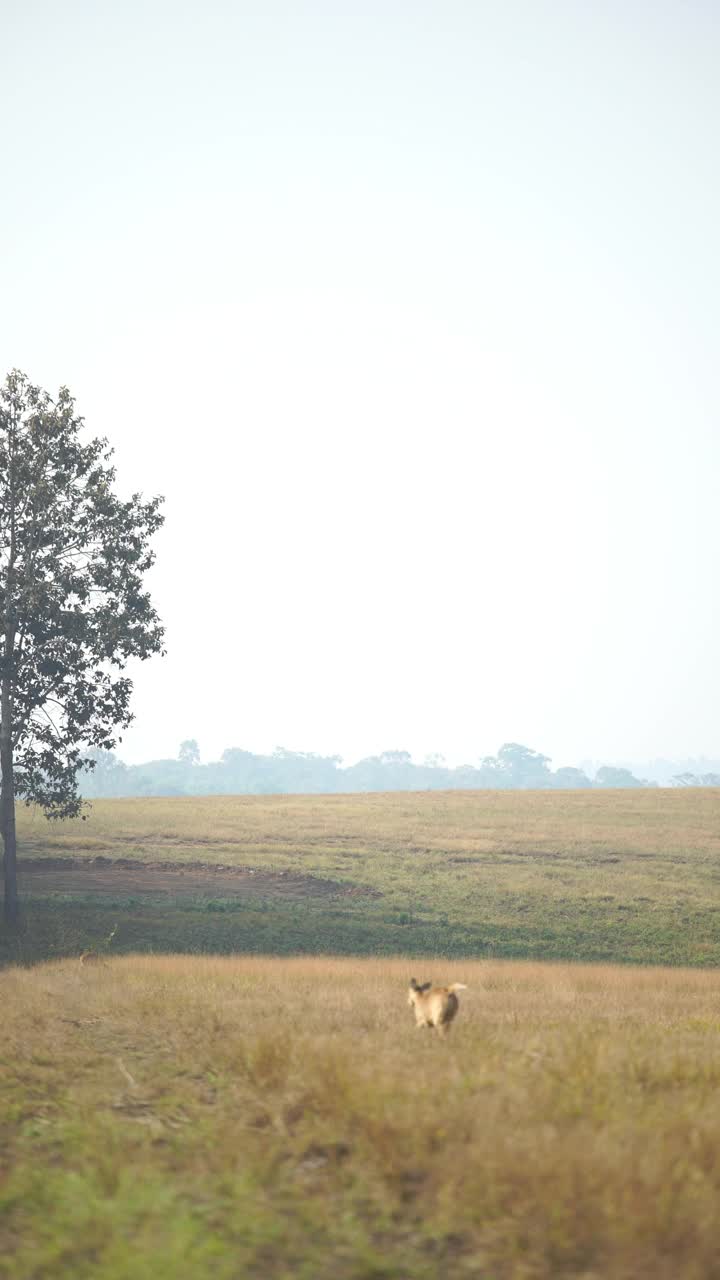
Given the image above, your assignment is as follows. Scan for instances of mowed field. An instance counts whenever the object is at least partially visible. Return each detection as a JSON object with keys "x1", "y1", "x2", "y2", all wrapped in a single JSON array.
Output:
[
  {"x1": 2, "y1": 956, "x2": 720, "y2": 1279},
  {"x1": 3, "y1": 788, "x2": 720, "y2": 966}
]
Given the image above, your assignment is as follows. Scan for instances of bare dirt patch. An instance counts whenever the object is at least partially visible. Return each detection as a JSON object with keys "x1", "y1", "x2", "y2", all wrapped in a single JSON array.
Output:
[{"x1": 19, "y1": 858, "x2": 380, "y2": 900}]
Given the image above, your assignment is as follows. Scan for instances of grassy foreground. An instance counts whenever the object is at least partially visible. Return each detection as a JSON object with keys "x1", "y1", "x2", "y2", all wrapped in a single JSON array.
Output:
[
  {"x1": 2, "y1": 955, "x2": 720, "y2": 1279},
  {"x1": 5, "y1": 788, "x2": 720, "y2": 966}
]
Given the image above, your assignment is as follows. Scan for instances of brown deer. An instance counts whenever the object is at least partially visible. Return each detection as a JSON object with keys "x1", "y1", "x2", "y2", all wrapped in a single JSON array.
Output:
[{"x1": 407, "y1": 978, "x2": 468, "y2": 1037}]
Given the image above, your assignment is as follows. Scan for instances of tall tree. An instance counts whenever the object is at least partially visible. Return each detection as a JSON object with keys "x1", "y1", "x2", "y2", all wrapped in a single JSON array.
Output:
[
  {"x1": 178, "y1": 738, "x2": 200, "y2": 766},
  {"x1": 487, "y1": 743, "x2": 553, "y2": 789},
  {"x1": 0, "y1": 371, "x2": 164, "y2": 927}
]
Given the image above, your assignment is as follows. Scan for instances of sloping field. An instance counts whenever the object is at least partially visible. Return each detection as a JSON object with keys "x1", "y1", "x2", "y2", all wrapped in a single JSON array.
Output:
[
  {"x1": 4, "y1": 788, "x2": 720, "y2": 966},
  {"x1": 2, "y1": 955, "x2": 720, "y2": 1280},
  {"x1": 14, "y1": 787, "x2": 720, "y2": 863}
]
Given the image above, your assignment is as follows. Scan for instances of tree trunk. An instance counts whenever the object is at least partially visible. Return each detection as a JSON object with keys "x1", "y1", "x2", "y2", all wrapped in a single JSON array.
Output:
[{"x1": 0, "y1": 673, "x2": 18, "y2": 930}]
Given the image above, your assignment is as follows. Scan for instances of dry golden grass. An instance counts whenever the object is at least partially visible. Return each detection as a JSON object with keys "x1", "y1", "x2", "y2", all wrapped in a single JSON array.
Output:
[
  {"x1": 3, "y1": 954, "x2": 720, "y2": 1278},
  {"x1": 17, "y1": 788, "x2": 720, "y2": 866}
]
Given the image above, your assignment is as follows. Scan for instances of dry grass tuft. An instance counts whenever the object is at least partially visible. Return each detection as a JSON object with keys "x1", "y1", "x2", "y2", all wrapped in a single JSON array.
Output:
[{"x1": 2, "y1": 954, "x2": 720, "y2": 1278}]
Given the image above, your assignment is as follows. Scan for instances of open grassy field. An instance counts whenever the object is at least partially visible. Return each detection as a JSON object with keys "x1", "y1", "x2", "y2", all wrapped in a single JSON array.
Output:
[
  {"x1": 3, "y1": 789, "x2": 720, "y2": 967},
  {"x1": 2, "y1": 955, "x2": 720, "y2": 1279}
]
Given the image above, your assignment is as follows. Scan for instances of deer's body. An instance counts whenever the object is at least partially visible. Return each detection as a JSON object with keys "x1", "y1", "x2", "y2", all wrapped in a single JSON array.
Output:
[{"x1": 407, "y1": 978, "x2": 468, "y2": 1036}]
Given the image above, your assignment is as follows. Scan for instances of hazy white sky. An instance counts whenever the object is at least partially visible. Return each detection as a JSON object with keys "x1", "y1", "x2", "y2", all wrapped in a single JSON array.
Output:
[{"x1": 2, "y1": 1, "x2": 719, "y2": 767}]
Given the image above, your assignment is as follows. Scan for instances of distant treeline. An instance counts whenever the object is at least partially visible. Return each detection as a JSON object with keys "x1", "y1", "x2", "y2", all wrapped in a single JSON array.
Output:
[{"x1": 77, "y1": 740, "x2": 720, "y2": 799}]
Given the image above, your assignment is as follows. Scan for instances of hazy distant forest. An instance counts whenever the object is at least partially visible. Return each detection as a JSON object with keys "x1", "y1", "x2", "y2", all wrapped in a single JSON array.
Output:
[{"x1": 79, "y1": 741, "x2": 720, "y2": 798}]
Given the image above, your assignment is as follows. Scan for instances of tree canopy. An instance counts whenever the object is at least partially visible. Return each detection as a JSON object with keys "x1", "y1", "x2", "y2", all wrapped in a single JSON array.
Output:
[
  {"x1": 78, "y1": 741, "x2": 654, "y2": 799},
  {"x1": 0, "y1": 370, "x2": 164, "y2": 924}
]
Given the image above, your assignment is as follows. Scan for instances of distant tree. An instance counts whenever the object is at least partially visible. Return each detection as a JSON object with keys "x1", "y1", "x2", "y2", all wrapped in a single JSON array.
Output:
[
  {"x1": 178, "y1": 739, "x2": 200, "y2": 766},
  {"x1": 267, "y1": 747, "x2": 342, "y2": 793},
  {"x1": 0, "y1": 371, "x2": 164, "y2": 927},
  {"x1": 552, "y1": 766, "x2": 592, "y2": 789},
  {"x1": 671, "y1": 772, "x2": 720, "y2": 787},
  {"x1": 344, "y1": 750, "x2": 417, "y2": 793},
  {"x1": 594, "y1": 766, "x2": 645, "y2": 789},
  {"x1": 453, "y1": 763, "x2": 492, "y2": 788},
  {"x1": 423, "y1": 753, "x2": 447, "y2": 769},
  {"x1": 80, "y1": 749, "x2": 128, "y2": 798},
  {"x1": 492, "y1": 743, "x2": 553, "y2": 789}
]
